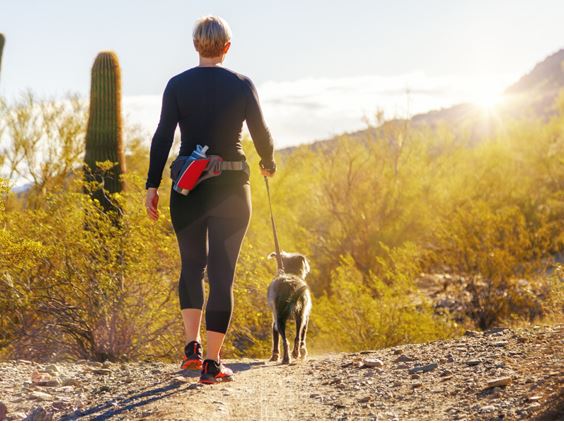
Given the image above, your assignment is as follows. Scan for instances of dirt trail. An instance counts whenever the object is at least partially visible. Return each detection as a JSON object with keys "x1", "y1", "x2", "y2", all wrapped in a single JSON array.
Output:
[{"x1": 0, "y1": 324, "x2": 562, "y2": 420}]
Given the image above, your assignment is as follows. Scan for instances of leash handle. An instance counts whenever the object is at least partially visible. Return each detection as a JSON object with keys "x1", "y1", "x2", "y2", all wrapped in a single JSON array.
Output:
[{"x1": 264, "y1": 176, "x2": 284, "y2": 273}]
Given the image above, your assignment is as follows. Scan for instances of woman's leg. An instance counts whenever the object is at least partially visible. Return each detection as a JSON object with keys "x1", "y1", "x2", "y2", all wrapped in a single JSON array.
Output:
[
  {"x1": 171, "y1": 184, "x2": 209, "y2": 345},
  {"x1": 204, "y1": 185, "x2": 251, "y2": 360}
]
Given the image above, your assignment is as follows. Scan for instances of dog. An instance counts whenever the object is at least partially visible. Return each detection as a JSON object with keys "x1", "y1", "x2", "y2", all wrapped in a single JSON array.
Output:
[{"x1": 266, "y1": 251, "x2": 312, "y2": 364}]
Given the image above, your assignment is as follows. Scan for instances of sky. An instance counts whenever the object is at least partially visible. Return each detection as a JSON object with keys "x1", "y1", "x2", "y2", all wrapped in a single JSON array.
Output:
[{"x1": 1, "y1": 0, "x2": 564, "y2": 161}]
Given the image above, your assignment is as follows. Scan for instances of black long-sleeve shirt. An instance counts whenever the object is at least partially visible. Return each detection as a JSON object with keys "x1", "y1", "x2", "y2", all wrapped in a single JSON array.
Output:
[{"x1": 145, "y1": 66, "x2": 275, "y2": 189}]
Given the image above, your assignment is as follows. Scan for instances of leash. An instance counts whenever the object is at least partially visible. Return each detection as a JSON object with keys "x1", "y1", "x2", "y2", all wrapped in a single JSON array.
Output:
[{"x1": 264, "y1": 176, "x2": 284, "y2": 273}]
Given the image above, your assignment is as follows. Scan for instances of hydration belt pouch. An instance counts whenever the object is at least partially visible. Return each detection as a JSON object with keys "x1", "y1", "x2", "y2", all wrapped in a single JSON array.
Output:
[{"x1": 170, "y1": 155, "x2": 250, "y2": 195}]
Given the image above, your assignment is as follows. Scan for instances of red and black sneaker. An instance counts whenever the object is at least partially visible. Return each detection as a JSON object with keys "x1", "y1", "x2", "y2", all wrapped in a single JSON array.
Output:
[
  {"x1": 180, "y1": 340, "x2": 203, "y2": 370},
  {"x1": 199, "y1": 359, "x2": 234, "y2": 384}
]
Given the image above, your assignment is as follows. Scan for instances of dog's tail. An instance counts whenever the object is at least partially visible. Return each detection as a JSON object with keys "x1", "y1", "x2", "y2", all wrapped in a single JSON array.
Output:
[{"x1": 276, "y1": 285, "x2": 309, "y2": 329}]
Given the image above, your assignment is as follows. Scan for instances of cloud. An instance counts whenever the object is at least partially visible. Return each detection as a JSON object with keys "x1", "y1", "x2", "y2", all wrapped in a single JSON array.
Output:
[{"x1": 122, "y1": 71, "x2": 517, "y2": 149}]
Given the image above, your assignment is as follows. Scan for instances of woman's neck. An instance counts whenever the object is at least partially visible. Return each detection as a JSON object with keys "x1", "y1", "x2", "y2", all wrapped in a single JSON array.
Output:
[{"x1": 198, "y1": 56, "x2": 224, "y2": 67}]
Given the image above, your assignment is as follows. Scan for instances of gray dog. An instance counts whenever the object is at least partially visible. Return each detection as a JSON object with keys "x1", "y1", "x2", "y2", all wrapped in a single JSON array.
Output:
[{"x1": 267, "y1": 251, "x2": 312, "y2": 364}]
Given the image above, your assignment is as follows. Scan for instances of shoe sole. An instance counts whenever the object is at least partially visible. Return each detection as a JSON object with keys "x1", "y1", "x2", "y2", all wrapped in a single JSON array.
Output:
[
  {"x1": 181, "y1": 359, "x2": 203, "y2": 370},
  {"x1": 199, "y1": 375, "x2": 234, "y2": 384}
]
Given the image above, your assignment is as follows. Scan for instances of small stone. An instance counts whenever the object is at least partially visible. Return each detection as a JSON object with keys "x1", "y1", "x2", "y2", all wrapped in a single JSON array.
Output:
[
  {"x1": 29, "y1": 391, "x2": 54, "y2": 401},
  {"x1": 464, "y1": 330, "x2": 480, "y2": 337},
  {"x1": 412, "y1": 381, "x2": 423, "y2": 388},
  {"x1": 480, "y1": 405, "x2": 496, "y2": 413},
  {"x1": 188, "y1": 383, "x2": 203, "y2": 390},
  {"x1": 62, "y1": 378, "x2": 80, "y2": 387},
  {"x1": 395, "y1": 363, "x2": 410, "y2": 370},
  {"x1": 410, "y1": 373, "x2": 421, "y2": 379},
  {"x1": 493, "y1": 341, "x2": 508, "y2": 347},
  {"x1": 358, "y1": 396, "x2": 371, "y2": 403},
  {"x1": 102, "y1": 362, "x2": 112, "y2": 369},
  {"x1": 361, "y1": 358, "x2": 384, "y2": 368},
  {"x1": 486, "y1": 376, "x2": 512, "y2": 388},
  {"x1": 0, "y1": 402, "x2": 7, "y2": 420},
  {"x1": 52, "y1": 401, "x2": 70, "y2": 410},
  {"x1": 31, "y1": 370, "x2": 60, "y2": 386},
  {"x1": 528, "y1": 395, "x2": 542, "y2": 402},
  {"x1": 466, "y1": 359, "x2": 481, "y2": 366},
  {"x1": 173, "y1": 376, "x2": 188, "y2": 384},
  {"x1": 310, "y1": 393, "x2": 322, "y2": 398},
  {"x1": 24, "y1": 405, "x2": 51, "y2": 421},
  {"x1": 92, "y1": 368, "x2": 111, "y2": 375},
  {"x1": 18, "y1": 359, "x2": 33, "y2": 365},
  {"x1": 394, "y1": 354, "x2": 415, "y2": 363},
  {"x1": 45, "y1": 364, "x2": 60, "y2": 374},
  {"x1": 408, "y1": 362, "x2": 438, "y2": 374}
]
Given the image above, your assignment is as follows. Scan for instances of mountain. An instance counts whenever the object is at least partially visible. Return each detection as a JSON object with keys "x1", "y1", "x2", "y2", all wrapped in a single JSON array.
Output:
[{"x1": 282, "y1": 49, "x2": 564, "y2": 154}]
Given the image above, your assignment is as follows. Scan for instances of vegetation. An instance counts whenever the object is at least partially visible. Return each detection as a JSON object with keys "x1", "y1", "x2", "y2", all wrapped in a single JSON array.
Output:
[{"x1": 0, "y1": 90, "x2": 562, "y2": 361}]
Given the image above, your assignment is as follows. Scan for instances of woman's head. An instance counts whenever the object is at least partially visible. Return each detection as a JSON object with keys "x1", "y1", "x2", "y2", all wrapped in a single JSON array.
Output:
[{"x1": 193, "y1": 15, "x2": 232, "y2": 59}]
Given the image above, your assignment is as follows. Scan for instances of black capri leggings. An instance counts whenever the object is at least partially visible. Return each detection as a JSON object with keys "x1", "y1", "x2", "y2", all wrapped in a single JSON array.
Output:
[{"x1": 170, "y1": 178, "x2": 252, "y2": 334}]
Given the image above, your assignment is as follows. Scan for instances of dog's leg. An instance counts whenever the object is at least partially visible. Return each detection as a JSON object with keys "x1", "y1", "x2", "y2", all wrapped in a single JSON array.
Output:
[
  {"x1": 299, "y1": 315, "x2": 309, "y2": 360},
  {"x1": 292, "y1": 313, "x2": 302, "y2": 359},
  {"x1": 278, "y1": 319, "x2": 291, "y2": 364},
  {"x1": 269, "y1": 320, "x2": 280, "y2": 362}
]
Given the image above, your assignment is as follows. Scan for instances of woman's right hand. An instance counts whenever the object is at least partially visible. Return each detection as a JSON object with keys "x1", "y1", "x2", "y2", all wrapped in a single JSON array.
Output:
[{"x1": 145, "y1": 188, "x2": 159, "y2": 221}]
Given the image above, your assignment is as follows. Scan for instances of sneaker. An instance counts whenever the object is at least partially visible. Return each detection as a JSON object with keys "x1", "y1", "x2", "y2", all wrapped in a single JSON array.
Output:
[
  {"x1": 180, "y1": 340, "x2": 203, "y2": 370},
  {"x1": 199, "y1": 359, "x2": 234, "y2": 384}
]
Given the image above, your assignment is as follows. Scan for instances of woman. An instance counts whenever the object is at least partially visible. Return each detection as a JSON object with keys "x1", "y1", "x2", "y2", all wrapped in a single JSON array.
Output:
[{"x1": 144, "y1": 15, "x2": 276, "y2": 384}]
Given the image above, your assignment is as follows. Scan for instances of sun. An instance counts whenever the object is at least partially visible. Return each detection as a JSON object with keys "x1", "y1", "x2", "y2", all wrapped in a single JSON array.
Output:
[{"x1": 472, "y1": 91, "x2": 504, "y2": 112}]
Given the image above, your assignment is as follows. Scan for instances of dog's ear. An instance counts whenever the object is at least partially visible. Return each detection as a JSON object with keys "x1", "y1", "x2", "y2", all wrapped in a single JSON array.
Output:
[
  {"x1": 267, "y1": 252, "x2": 276, "y2": 259},
  {"x1": 299, "y1": 255, "x2": 311, "y2": 275}
]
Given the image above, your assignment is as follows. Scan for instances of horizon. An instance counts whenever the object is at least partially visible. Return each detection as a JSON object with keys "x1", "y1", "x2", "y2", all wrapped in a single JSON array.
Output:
[{"x1": 1, "y1": 0, "x2": 564, "y2": 188}]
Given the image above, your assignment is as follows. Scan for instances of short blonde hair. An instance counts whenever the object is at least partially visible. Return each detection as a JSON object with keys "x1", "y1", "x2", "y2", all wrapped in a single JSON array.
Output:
[{"x1": 192, "y1": 15, "x2": 232, "y2": 58}]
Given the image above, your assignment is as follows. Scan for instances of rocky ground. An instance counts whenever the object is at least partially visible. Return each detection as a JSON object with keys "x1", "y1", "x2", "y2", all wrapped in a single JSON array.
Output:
[{"x1": 0, "y1": 324, "x2": 562, "y2": 421}]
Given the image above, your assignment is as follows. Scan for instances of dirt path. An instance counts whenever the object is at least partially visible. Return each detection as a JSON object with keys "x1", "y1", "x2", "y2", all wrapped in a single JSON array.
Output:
[{"x1": 1, "y1": 324, "x2": 562, "y2": 420}]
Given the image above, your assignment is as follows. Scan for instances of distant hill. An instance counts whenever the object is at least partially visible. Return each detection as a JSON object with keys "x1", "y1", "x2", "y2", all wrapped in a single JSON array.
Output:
[{"x1": 283, "y1": 49, "x2": 564, "y2": 154}]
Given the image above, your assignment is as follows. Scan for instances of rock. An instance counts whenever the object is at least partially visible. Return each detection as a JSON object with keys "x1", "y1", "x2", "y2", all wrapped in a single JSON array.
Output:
[
  {"x1": 45, "y1": 364, "x2": 60, "y2": 374},
  {"x1": 412, "y1": 381, "x2": 423, "y2": 388},
  {"x1": 18, "y1": 360, "x2": 33, "y2": 365},
  {"x1": 0, "y1": 402, "x2": 7, "y2": 420},
  {"x1": 486, "y1": 376, "x2": 512, "y2": 388},
  {"x1": 528, "y1": 395, "x2": 542, "y2": 402},
  {"x1": 466, "y1": 359, "x2": 481, "y2": 366},
  {"x1": 310, "y1": 393, "x2": 322, "y2": 398},
  {"x1": 464, "y1": 330, "x2": 480, "y2": 337},
  {"x1": 24, "y1": 405, "x2": 51, "y2": 421},
  {"x1": 410, "y1": 373, "x2": 421, "y2": 379},
  {"x1": 29, "y1": 391, "x2": 54, "y2": 401},
  {"x1": 408, "y1": 363, "x2": 438, "y2": 374},
  {"x1": 188, "y1": 383, "x2": 203, "y2": 390},
  {"x1": 62, "y1": 378, "x2": 80, "y2": 387},
  {"x1": 395, "y1": 363, "x2": 410, "y2": 370},
  {"x1": 493, "y1": 341, "x2": 508, "y2": 347},
  {"x1": 358, "y1": 396, "x2": 371, "y2": 403},
  {"x1": 92, "y1": 368, "x2": 111, "y2": 375},
  {"x1": 480, "y1": 405, "x2": 496, "y2": 413},
  {"x1": 31, "y1": 370, "x2": 60, "y2": 386},
  {"x1": 361, "y1": 358, "x2": 384, "y2": 368},
  {"x1": 394, "y1": 354, "x2": 415, "y2": 363},
  {"x1": 173, "y1": 376, "x2": 188, "y2": 384}
]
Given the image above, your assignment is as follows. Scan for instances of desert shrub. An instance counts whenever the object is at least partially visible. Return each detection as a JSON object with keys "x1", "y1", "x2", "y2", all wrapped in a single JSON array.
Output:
[{"x1": 312, "y1": 245, "x2": 460, "y2": 352}]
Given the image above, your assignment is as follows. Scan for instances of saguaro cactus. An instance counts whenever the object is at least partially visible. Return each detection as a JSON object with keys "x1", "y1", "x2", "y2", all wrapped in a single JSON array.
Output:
[
  {"x1": 83, "y1": 51, "x2": 126, "y2": 213},
  {"x1": 0, "y1": 33, "x2": 5, "y2": 83}
]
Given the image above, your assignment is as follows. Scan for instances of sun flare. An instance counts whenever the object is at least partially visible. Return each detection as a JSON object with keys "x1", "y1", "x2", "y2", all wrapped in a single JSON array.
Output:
[{"x1": 472, "y1": 91, "x2": 504, "y2": 111}]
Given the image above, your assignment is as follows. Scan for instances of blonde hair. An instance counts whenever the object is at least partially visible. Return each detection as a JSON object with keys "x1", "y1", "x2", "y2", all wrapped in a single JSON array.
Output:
[{"x1": 192, "y1": 15, "x2": 232, "y2": 58}]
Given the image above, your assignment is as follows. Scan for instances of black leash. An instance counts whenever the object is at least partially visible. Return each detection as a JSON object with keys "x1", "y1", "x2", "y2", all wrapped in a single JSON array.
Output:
[{"x1": 264, "y1": 176, "x2": 284, "y2": 273}]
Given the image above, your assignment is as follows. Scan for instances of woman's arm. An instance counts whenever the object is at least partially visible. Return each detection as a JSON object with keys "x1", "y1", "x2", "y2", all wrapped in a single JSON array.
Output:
[
  {"x1": 145, "y1": 78, "x2": 179, "y2": 189},
  {"x1": 244, "y1": 77, "x2": 275, "y2": 171}
]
